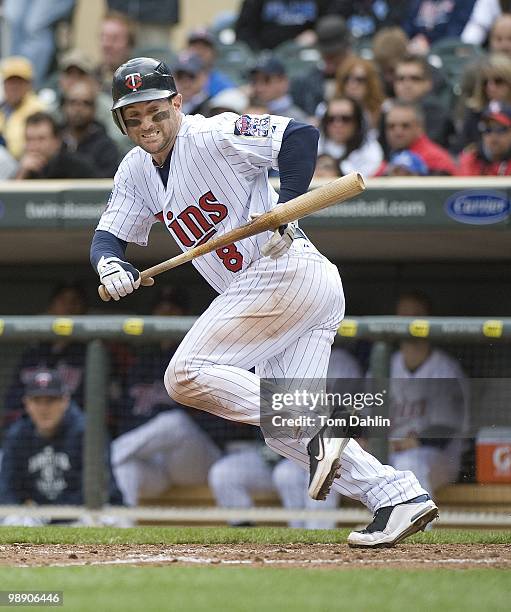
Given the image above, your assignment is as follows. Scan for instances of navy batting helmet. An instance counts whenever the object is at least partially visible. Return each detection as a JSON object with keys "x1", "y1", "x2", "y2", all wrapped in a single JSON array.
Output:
[{"x1": 111, "y1": 57, "x2": 178, "y2": 134}]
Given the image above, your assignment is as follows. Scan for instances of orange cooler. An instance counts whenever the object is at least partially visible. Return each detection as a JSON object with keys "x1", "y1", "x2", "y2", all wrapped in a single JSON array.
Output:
[{"x1": 476, "y1": 427, "x2": 511, "y2": 483}]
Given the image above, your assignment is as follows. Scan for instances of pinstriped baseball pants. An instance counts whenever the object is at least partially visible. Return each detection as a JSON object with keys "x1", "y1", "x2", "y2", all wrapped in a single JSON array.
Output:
[{"x1": 164, "y1": 247, "x2": 426, "y2": 512}]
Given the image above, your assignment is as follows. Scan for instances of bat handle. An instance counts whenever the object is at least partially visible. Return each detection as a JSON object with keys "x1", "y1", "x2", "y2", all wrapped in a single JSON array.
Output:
[{"x1": 98, "y1": 284, "x2": 111, "y2": 302}]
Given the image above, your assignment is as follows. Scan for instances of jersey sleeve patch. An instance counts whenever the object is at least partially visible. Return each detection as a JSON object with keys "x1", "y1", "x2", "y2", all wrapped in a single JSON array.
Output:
[{"x1": 234, "y1": 114, "x2": 271, "y2": 137}]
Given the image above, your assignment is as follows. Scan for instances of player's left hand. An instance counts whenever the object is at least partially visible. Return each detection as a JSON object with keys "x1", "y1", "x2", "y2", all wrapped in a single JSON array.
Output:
[{"x1": 250, "y1": 214, "x2": 297, "y2": 259}]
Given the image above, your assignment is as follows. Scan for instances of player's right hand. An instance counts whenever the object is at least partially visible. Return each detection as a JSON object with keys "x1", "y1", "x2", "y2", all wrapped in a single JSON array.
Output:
[{"x1": 97, "y1": 256, "x2": 143, "y2": 301}]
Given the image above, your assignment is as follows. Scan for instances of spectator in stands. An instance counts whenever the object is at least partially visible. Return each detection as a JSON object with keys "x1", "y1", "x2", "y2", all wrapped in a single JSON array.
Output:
[
  {"x1": 404, "y1": 0, "x2": 477, "y2": 55},
  {"x1": 207, "y1": 89, "x2": 249, "y2": 117},
  {"x1": 291, "y1": 15, "x2": 353, "y2": 117},
  {"x1": 249, "y1": 55, "x2": 307, "y2": 122},
  {"x1": 52, "y1": 49, "x2": 133, "y2": 157},
  {"x1": 110, "y1": 287, "x2": 221, "y2": 506},
  {"x1": 0, "y1": 57, "x2": 46, "y2": 160},
  {"x1": 209, "y1": 347, "x2": 362, "y2": 528},
  {"x1": 235, "y1": 0, "x2": 344, "y2": 51},
  {"x1": 335, "y1": 56, "x2": 384, "y2": 131},
  {"x1": 186, "y1": 28, "x2": 235, "y2": 97},
  {"x1": 490, "y1": 13, "x2": 511, "y2": 56},
  {"x1": 0, "y1": 369, "x2": 122, "y2": 517},
  {"x1": 372, "y1": 27, "x2": 409, "y2": 98},
  {"x1": 3, "y1": 0, "x2": 75, "y2": 88},
  {"x1": 388, "y1": 291, "x2": 469, "y2": 497},
  {"x1": 375, "y1": 102, "x2": 457, "y2": 175},
  {"x1": 61, "y1": 79, "x2": 120, "y2": 178},
  {"x1": 457, "y1": 53, "x2": 511, "y2": 151},
  {"x1": 458, "y1": 101, "x2": 511, "y2": 175},
  {"x1": 3, "y1": 282, "x2": 88, "y2": 426},
  {"x1": 0, "y1": 141, "x2": 18, "y2": 179},
  {"x1": 462, "y1": 0, "x2": 504, "y2": 45},
  {"x1": 96, "y1": 11, "x2": 136, "y2": 95},
  {"x1": 318, "y1": 96, "x2": 383, "y2": 176},
  {"x1": 392, "y1": 54, "x2": 453, "y2": 148},
  {"x1": 313, "y1": 153, "x2": 341, "y2": 179},
  {"x1": 173, "y1": 54, "x2": 212, "y2": 116},
  {"x1": 385, "y1": 150, "x2": 429, "y2": 176},
  {"x1": 334, "y1": 1, "x2": 407, "y2": 38},
  {"x1": 107, "y1": 0, "x2": 179, "y2": 49},
  {"x1": 15, "y1": 112, "x2": 97, "y2": 180}
]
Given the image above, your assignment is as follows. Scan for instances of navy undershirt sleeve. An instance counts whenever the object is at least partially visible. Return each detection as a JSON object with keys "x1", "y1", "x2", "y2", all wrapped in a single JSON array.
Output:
[
  {"x1": 90, "y1": 230, "x2": 128, "y2": 270},
  {"x1": 277, "y1": 120, "x2": 319, "y2": 204}
]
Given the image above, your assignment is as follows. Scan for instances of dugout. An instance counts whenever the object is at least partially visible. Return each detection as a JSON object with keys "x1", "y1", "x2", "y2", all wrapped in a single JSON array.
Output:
[{"x1": 0, "y1": 176, "x2": 510, "y2": 316}]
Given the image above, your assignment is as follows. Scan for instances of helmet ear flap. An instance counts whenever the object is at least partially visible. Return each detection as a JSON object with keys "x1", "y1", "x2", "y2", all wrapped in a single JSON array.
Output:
[{"x1": 113, "y1": 108, "x2": 128, "y2": 135}]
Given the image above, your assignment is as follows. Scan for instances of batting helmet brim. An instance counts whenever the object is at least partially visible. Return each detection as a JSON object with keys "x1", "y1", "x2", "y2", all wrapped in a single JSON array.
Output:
[{"x1": 111, "y1": 88, "x2": 177, "y2": 111}]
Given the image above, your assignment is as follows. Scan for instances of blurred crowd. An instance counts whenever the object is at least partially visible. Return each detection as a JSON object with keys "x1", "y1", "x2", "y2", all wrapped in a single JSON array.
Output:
[{"x1": 2, "y1": 1, "x2": 511, "y2": 180}]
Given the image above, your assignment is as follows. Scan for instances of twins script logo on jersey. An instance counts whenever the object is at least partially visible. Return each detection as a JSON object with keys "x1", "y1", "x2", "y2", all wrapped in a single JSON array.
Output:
[
  {"x1": 158, "y1": 190, "x2": 244, "y2": 272},
  {"x1": 125, "y1": 72, "x2": 143, "y2": 91},
  {"x1": 234, "y1": 114, "x2": 270, "y2": 137}
]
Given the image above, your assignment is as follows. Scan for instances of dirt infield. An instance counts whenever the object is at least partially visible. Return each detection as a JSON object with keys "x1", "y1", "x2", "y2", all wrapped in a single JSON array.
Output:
[{"x1": 1, "y1": 543, "x2": 510, "y2": 569}]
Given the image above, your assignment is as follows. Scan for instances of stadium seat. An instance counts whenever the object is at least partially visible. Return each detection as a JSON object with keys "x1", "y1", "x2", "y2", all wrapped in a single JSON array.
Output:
[
  {"x1": 272, "y1": 40, "x2": 321, "y2": 79},
  {"x1": 429, "y1": 37, "x2": 486, "y2": 97},
  {"x1": 215, "y1": 41, "x2": 255, "y2": 84},
  {"x1": 132, "y1": 46, "x2": 178, "y2": 68}
]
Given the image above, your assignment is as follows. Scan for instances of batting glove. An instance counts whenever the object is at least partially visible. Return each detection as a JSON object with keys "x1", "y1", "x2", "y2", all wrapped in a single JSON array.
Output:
[
  {"x1": 97, "y1": 256, "x2": 149, "y2": 301},
  {"x1": 250, "y1": 214, "x2": 297, "y2": 259}
]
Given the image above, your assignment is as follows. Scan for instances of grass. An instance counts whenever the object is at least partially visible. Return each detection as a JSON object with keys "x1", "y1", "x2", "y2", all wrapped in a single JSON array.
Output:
[
  {"x1": 0, "y1": 567, "x2": 509, "y2": 612},
  {"x1": 0, "y1": 527, "x2": 509, "y2": 612},
  {"x1": 0, "y1": 525, "x2": 511, "y2": 545}
]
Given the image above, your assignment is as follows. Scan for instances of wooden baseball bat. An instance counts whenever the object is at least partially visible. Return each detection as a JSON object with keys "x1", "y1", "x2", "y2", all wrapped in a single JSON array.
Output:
[{"x1": 98, "y1": 172, "x2": 365, "y2": 301}]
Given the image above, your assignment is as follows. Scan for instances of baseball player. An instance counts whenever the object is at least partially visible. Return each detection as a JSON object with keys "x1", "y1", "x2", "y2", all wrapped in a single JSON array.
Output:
[
  {"x1": 90, "y1": 57, "x2": 438, "y2": 547},
  {"x1": 389, "y1": 291, "x2": 469, "y2": 495}
]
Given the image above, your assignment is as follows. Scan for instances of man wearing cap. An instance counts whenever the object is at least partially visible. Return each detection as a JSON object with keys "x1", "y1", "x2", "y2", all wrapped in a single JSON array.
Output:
[
  {"x1": 173, "y1": 54, "x2": 212, "y2": 116},
  {"x1": 0, "y1": 56, "x2": 46, "y2": 159},
  {"x1": 235, "y1": 0, "x2": 345, "y2": 51},
  {"x1": 249, "y1": 55, "x2": 308, "y2": 122},
  {"x1": 186, "y1": 28, "x2": 235, "y2": 98},
  {"x1": 61, "y1": 79, "x2": 120, "y2": 178},
  {"x1": 458, "y1": 101, "x2": 511, "y2": 176},
  {"x1": 385, "y1": 150, "x2": 429, "y2": 176},
  {"x1": 291, "y1": 15, "x2": 353, "y2": 116},
  {"x1": 0, "y1": 369, "x2": 122, "y2": 512}
]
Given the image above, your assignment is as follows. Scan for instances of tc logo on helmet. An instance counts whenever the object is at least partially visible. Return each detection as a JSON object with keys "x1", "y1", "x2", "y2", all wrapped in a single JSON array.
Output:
[{"x1": 125, "y1": 72, "x2": 142, "y2": 91}]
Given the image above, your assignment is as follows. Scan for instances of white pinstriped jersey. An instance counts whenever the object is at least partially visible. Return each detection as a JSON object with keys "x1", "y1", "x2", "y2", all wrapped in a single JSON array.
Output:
[
  {"x1": 97, "y1": 112, "x2": 296, "y2": 294},
  {"x1": 389, "y1": 349, "x2": 469, "y2": 438}
]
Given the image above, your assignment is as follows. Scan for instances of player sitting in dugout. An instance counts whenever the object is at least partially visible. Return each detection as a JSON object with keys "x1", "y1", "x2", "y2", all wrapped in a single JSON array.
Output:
[
  {"x1": 90, "y1": 57, "x2": 438, "y2": 547},
  {"x1": 388, "y1": 291, "x2": 469, "y2": 496},
  {"x1": 0, "y1": 369, "x2": 122, "y2": 525}
]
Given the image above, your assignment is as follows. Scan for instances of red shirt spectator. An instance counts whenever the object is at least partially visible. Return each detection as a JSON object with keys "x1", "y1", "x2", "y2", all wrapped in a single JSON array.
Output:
[
  {"x1": 375, "y1": 101, "x2": 457, "y2": 175},
  {"x1": 458, "y1": 100, "x2": 511, "y2": 176}
]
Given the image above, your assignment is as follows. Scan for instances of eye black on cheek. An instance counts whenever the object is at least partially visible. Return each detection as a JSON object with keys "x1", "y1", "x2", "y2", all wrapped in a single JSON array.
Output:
[
  {"x1": 153, "y1": 110, "x2": 171, "y2": 122},
  {"x1": 125, "y1": 118, "x2": 141, "y2": 127}
]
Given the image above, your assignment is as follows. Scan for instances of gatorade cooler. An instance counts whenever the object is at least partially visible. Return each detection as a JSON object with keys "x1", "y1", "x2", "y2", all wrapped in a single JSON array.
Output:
[{"x1": 476, "y1": 427, "x2": 511, "y2": 483}]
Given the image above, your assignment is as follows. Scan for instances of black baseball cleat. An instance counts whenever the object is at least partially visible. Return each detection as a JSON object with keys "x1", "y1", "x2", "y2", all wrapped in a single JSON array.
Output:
[
  {"x1": 347, "y1": 494, "x2": 439, "y2": 548},
  {"x1": 307, "y1": 423, "x2": 350, "y2": 501}
]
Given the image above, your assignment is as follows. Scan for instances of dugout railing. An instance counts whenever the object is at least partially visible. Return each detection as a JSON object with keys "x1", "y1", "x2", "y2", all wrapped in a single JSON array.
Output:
[{"x1": 0, "y1": 315, "x2": 510, "y2": 527}]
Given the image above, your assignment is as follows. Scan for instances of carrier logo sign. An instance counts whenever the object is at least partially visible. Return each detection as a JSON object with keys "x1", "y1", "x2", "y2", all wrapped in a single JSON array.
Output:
[{"x1": 445, "y1": 190, "x2": 510, "y2": 225}]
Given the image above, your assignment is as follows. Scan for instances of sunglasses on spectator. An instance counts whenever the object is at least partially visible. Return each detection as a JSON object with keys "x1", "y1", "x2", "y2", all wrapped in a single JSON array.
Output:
[
  {"x1": 395, "y1": 74, "x2": 424, "y2": 82},
  {"x1": 479, "y1": 123, "x2": 511, "y2": 134},
  {"x1": 485, "y1": 76, "x2": 507, "y2": 86},
  {"x1": 326, "y1": 114, "x2": 354, "y2": 124},
  {"x1": 387, "y1": 122, "x2": 413, "y2": 130},
  {"x1": 64, "y1": 98, "x2": 94, "y2": 107},
  {"x1": 344, "y1": 74, "x2": 367, "y2": 84}
]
